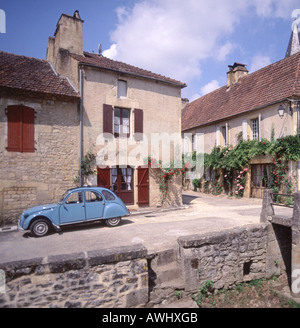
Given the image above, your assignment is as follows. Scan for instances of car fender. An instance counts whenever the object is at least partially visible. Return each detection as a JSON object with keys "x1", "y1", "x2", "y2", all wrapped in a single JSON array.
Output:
[
  {"x1": 21, "y1": 208, "x2": 58, "y2": 230},
  {"x1": 103, "y1": 202, "x2": 130, "y2": 219}
]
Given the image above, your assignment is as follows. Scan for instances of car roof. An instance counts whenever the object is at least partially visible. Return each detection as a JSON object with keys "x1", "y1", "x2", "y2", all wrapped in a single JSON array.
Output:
[{"x1": 65, "y1": 186, "x2": 111, "y2": 193}]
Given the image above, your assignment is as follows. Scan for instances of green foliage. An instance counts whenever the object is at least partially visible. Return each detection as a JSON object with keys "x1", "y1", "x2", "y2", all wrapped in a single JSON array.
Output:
[
  {"x1": 73, "y1": 151, "x2": 96, "y2": 185},
  {"x1": 195, "y1": 280, "x2": 214, "y2": 306},
  {"x1": 145, "y1": 156, "x2": 187, "y2": 197},
  {"x1": 202, "y1": 135, "x2": 300, "y2": 198}
]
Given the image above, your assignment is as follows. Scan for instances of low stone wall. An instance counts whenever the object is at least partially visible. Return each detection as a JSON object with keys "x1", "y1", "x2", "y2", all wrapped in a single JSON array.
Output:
[
  {"x1": 0, "y1": 245, "x2": 148, "y2": 308},
  {"x1": 0, "y1": 223, "x2": 293, "y2": 308},
  {"x1": 178, "y1": 223, "x2": 290, "y2": 292}
]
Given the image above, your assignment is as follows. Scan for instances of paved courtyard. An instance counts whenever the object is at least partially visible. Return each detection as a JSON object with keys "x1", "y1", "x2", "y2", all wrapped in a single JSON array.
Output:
[{"x1": 0, "y1": 191, "x2": 293, "y2": 264}]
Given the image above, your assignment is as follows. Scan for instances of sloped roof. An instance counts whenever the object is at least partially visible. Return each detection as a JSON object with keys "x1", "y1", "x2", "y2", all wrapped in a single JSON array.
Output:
[
  {"x1": 0, "y1": 51, "x2": 79, "y2": 101},
  {"x1": 182, "y1": 51, "x2": 300, "y2": 131},
  {"x1": 71, "y1": 51, "x2": 186, "y2": 88}
]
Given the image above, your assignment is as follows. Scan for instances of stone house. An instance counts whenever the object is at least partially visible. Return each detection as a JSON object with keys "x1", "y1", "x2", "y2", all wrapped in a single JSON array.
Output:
[
  {"x1": 182, "y1": 23, "x2": 300, "y2": 198},
  {"x1": 47, "y1": 11, "x2": 186, "y2": 208},
  {"x1": 0, "y1": 51, "x2": 80, "y2": 225}
]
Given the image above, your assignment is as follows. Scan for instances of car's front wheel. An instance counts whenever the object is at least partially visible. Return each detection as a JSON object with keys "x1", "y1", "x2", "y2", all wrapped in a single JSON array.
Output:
[
  {"x1": 30, "y1": 219, "x2": 50, "y2": 237},
  {"x1": 105, "y1": 217, "x2": 121, "y2": 227}
]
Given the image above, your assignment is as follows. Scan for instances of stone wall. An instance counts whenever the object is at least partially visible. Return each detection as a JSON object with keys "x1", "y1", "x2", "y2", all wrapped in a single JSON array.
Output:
[
  {"x1": 0, "y1": 97, "x2": 80, "y2": 225},
  {"x1": 178, "y1": 223, "x2": 290, "y2": 292},
  {"x1": 0, "y1": 223, "x2": 293, "y2": 308},
  {"x1": 0, "y1": 245, "x2": 148, "y2": 308}
]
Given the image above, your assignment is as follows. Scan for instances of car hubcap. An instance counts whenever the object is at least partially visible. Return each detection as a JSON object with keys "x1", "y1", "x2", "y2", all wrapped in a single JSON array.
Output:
[
  {"x1": 35, "y1": 223, "x2": 48, "y2": 235},
  {"x1": 109, "y1": 217, "x2": 120, "y2": 225}
]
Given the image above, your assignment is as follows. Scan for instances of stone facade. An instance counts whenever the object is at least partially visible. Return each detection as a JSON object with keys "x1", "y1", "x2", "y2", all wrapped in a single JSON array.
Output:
[
  {"x1": 0, "y1": 97, "x2": 80, "y2": 225},
  {"x1": 47, "y1": 11, "x2": 186, "y2": 208}
]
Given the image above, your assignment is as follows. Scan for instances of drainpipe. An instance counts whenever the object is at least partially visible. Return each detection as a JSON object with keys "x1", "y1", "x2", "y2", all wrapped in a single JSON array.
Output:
[{"x1": 79, "y1": 65, "x2": 84, "y2": 187}]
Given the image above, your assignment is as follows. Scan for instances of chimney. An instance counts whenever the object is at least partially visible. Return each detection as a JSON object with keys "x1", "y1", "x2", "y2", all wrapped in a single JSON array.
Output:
[
  {"x1": 227, "y1": 62, "x2": 248, "y2": 88},
  {"x1": 47, "y1": 10, "x2": 84, "y2": 64},
  {"x1": 46, "y1": 11, "x2": 84, "y2": 89}
]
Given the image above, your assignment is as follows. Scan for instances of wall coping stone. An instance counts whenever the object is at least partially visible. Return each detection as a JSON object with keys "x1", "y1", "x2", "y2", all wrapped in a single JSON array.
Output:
[
  {"x1": 177, "y1": 223, "x2": 268, "y2": 248},
  {"x1": 0, "y1": 244, "x2": 147, "y2": 280}
]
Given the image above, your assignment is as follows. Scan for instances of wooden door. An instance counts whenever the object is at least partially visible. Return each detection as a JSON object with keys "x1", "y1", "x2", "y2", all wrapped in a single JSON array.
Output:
[
  {"x1": 251, "y1": 164, "x2": 270, "y2": 198},
  {"x1": 137, "y1": 167, "x2": 149, "y2": 206}
]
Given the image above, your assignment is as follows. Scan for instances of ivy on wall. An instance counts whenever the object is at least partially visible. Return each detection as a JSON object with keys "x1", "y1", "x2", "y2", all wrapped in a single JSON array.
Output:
[{"x1": 193, "y1": 135, "x2": 300, "y2": 198}]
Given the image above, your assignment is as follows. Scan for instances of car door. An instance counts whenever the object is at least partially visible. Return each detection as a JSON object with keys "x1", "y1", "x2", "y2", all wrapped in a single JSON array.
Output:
[
  {"x1": 59, "y1": 191, "x2": 86, "y2": 224},
  {"x1": 84, "y1": 190, "x2": 105, "y2": 220}
]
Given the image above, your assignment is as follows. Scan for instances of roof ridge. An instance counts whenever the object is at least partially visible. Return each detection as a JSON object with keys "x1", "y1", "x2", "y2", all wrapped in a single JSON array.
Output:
[
  {"x1": 73, "y1": 51, "x2": 186, "y2": 87},
  {"x1": 0, "y1": 50, "x2": 48, "y2": 63}
]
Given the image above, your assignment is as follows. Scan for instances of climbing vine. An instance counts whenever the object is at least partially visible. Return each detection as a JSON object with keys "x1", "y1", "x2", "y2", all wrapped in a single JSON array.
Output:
[
  {"x1": 196, "y1": 135, "x2": 300, "y2": 198},
  {"x1": 145, "y1": 156, "x2": 189, "y2": 197}
]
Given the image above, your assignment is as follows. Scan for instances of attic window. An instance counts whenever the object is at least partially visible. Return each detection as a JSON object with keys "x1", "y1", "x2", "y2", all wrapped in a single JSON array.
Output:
[{"x1": 117, "y1": 80, "x2": 127, "y2": 98}]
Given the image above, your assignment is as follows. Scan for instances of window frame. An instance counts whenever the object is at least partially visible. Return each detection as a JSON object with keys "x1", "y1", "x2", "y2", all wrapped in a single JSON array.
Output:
[
  {"x1": 114, "y1": 107, "x2": 131, "y2": 138},
  {"x1": 117, "y1": 80, "x2": 127, "y2": 99},
  {"x1": 251, "y1": 118, "x2": 259, "y2": 140}
]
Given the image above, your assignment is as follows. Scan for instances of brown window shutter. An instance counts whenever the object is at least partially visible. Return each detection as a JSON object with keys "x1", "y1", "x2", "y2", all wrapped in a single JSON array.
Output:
[
  {"x1": 134, "y1": 108, "x2": 143, "y2": 141},
  {"x1": 22, "y1": 106, "x2": 35, "y2": 152},
  {"x1": 103, "y1": 104, "x2": 113, "y2": 134},
  {"x1": 7, "y1": 105, "x2": 23, "y2": 152},
  {"x1": 97, "y1": 166, "x2": 111, "y2": 189}
]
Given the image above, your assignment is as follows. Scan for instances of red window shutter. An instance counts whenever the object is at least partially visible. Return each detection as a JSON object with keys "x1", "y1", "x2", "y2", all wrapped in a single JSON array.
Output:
[
  {"x1": 103, "y1": 104, "x2": 113, "y2": 134},
  {"x1": 97, "y1": 167, "x2": 111, "y2": 189},
  {"x1": 137, "y1": 167, "x2": 149, "y2": 205},
  {"x1": 22, "y1": 106, "x2": 35, "y2": 152},
  {"x1": 134, "y1": 108, "x2": 143, "y2": 141},
  {"x1": 7, "y1": 106, "x2": 23, "y2": 152}
]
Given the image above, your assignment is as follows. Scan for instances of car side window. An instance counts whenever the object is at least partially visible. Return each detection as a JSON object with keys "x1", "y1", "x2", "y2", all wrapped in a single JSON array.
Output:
[
  {"x1": 102, "y1": 190, "x2": 115, "y2": 201},
  {"x1": 65, "y1": 192, "x2": 83, "y2": 204},
  {"x1": 85, "y1": 191, "x2": 103, "y2": 202}
]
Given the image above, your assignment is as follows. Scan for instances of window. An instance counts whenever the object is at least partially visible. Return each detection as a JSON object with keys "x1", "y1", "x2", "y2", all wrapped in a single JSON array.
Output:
[
  {"x1": 6, "y1": 105, "x2": 35, "y2": 152},
  {"x1": 103, "y1": 104, "x2": 143, "y2": 139},
  {"x1": 114, "y1": 107, "x2": 130, "y2": 137},
  {"x1": 251, "y1": 118, "x2": 259, "y2": 140},
  {"x1": 117, "y1": 80, "x2": 127, "y2": 98},
  {"x1": 221, "y1": 123, "x2": 229, "y2": 146},
  {"x1": 85, "y1": 191, "x2": 103, "y2": 202},
  {"x1": 65, "y1": 192, "x2": 83, "y2": 204},
  {"x1": 112, "y1": 167, "x2": 133, "y2": 191},
  {"x1": 102, "y1": 190, "x2": 115, "y2": 201}
]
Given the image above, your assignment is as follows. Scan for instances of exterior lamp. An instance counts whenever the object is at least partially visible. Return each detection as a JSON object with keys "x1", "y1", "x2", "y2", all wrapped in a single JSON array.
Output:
[{"x1": 278, "y1": 104, "x2": 285, "y2": 119}]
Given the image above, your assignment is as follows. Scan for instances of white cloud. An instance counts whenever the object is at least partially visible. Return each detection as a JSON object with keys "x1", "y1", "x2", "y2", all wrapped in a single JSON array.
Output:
[
  {"x1": 216, "y1": 42, "x2": 236, "y2": 62},
  {"x1": 103, "y1": 0, "x2": 249, "y2": 83},
  {"x1": 200, "y1": 80, "x2": 221, "y2": 96},
  {"x1": 102, "y1": 0, "x2": 299, "y2": 96},
  {"x1": 249, "y1": 54, "x2": 272, "y2": 72},
  {"x1": 252, "y1": 0, "x2": 300, "y2": 18}
]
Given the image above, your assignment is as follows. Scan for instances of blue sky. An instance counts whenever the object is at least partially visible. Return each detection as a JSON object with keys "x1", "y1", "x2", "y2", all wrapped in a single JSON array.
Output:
[{"x1": 0, "y1": 0, "x2": 299, "y2": 100}]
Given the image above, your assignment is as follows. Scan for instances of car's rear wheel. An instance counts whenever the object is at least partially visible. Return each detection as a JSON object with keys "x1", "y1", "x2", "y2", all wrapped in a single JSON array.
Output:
[
  {"x1": 30, "y1": 219, "x2": 50, "y2": 237},
  {"x1": 105, "y1": 217, "x2": 121, "y2": 227}
]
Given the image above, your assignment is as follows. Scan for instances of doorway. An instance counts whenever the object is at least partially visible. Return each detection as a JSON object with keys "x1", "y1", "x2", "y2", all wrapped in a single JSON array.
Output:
[{"x1": 251, "y1": 164, "x2": 270, "y2": 198}]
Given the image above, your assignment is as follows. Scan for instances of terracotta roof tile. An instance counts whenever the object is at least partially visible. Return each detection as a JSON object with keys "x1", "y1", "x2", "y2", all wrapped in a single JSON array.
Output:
[
  {"x1": 71, "y1": 52, "x2": 186, "y2": 88},
  {"x1": 0, "y1": 51, "x2": 79, "y2": 100},
  {"x1": 182, "y1": 52, "x2": 300, "y2": 131}
]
